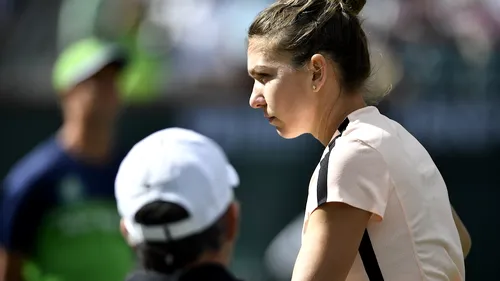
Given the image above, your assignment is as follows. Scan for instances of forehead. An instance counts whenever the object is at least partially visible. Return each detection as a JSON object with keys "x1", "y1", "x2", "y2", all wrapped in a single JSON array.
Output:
[{"x1": 247, "y1": 38, "x2": 291, "y2": 71}]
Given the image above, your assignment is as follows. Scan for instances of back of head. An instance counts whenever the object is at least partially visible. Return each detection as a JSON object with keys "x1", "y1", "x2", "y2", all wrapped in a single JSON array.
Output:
[
  {"x1": 133, "y1": 201, "x2": 230, "y2": 275},
  {"x1": 115, "y1": 128, "x2": 241, "y2": 276},
  {"x1": 248, "y1": 0, "x2": 373, "y2": 98}
]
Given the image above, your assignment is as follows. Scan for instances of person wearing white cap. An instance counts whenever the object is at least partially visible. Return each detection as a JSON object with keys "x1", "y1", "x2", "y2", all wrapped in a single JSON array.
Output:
[{"x1": 115, "y1": 128, "x2": 243, "y2": 281}]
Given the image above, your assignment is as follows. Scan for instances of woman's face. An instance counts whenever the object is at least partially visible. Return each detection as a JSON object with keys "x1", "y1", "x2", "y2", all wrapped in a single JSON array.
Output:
[{"x1": 247, "y1": 39, "x2": 317, "y2": 139}]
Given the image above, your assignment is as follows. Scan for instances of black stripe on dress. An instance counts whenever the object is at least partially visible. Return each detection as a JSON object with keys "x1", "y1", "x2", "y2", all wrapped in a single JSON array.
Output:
[
  {"x1": 315, "y1": 117, "x2": 384, "y2": 281},
  {"x1": 316, "y1": 118, "x2": 350, "y2": 204}
]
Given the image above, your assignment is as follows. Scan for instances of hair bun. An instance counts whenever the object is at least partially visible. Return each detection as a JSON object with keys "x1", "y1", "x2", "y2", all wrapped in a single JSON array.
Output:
[{"x1": 340, "y1": 0, "x2": 366, "y2": 16}]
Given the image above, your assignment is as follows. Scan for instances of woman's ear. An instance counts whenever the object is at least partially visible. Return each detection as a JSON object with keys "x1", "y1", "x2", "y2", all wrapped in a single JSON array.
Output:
[{"x1": 309, "y1": 54, "x2": 328, "y2": 92}]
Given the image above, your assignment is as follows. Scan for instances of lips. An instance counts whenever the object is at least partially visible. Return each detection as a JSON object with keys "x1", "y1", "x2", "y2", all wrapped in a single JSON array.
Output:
[{"x1": 264, "y1": 112, "x2": 275, "y2": 123}]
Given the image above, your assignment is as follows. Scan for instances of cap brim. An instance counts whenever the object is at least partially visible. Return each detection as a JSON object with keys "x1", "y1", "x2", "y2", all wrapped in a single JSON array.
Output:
[
  {"x1": 54, "y1": 44, "x2": 129, "y2": 93},
  {"x1": 68, "y1": 46, "x2": 127, "y2": 86},
  {"x1": 227, "y1": 164, "x2": 240, "y2": 188}
]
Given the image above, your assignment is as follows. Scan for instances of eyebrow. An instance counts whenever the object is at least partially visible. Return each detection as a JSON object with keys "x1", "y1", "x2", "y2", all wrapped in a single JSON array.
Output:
[{"x1": 248, "y1": 65, "x2": 270, "y2": 77}]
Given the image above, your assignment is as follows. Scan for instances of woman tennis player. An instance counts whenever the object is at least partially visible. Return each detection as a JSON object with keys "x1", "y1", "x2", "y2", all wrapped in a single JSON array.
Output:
[{"x1": 246, "y1": 0, "x2": 470, "y2": 281}]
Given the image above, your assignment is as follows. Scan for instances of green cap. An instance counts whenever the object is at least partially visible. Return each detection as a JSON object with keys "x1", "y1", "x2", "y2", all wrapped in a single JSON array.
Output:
[{"x1": 53, "y1": 37, "x2": 128, "y2": 93}]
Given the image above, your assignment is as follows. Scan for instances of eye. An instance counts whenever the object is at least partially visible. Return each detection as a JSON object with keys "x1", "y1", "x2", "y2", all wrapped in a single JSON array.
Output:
[{"x1": 255, "y1": 73, "x2": 272, "y2": 84}]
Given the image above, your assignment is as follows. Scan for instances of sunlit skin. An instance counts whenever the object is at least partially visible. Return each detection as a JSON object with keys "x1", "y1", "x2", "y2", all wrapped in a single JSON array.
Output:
[{"x1": 247, "y1": 38, "x2": 366, "y2": 146}]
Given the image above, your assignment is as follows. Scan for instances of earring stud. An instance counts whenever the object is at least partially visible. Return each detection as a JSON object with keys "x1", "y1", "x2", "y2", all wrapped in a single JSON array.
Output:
[{"x1": 312, "y1": 85, "x2": 317, "y2": 90}]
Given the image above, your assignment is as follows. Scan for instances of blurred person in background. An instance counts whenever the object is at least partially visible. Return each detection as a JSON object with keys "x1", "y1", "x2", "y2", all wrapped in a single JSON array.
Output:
[
  {"x1": 0, "y1": 37, "x2": 134, "y2": 281},
  {"x1": 264, "y1": 214, "x2": 303, "y2": 281},
  {"x1": 58, "y1": 0, "x2": 164, "y2": 104},
  {"x1": 115, "y1": 128, "x2": 242, "y2": 281},
  {"x1": 247, "y1": 0, "x2": 470, "y2": 280}
]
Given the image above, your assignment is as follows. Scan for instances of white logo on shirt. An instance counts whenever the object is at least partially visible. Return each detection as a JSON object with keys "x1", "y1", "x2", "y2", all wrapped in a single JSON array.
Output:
[{"x1": 58, "y1": 175, "x2": 84, "y2": 204}]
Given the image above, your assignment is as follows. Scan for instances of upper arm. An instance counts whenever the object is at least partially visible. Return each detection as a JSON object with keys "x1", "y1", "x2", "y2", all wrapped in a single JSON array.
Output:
[
  {"x1": 1, "y1": 172, "x2": 44, "y2": 281},
  {"x1": 1, "y1": 175, "x2": 40, "y2": 253},
  {"x1": 451, "y1": 206, "x2": 471, "y2": 258},
  {"x1": 292, "y1": 140, "x2": 391, "y2": 281},
  {"x1": 292, "y1": 203, "x2": 372, "y2": 281}
]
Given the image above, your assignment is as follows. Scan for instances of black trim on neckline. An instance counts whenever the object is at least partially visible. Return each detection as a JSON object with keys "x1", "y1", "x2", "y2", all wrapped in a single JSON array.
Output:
[
  {"x1": 327, "y1": 118, "x2": 350, "y2": 150},
  {"x1": 338, "y1": 118, "x2": 350, "y2": 134}
]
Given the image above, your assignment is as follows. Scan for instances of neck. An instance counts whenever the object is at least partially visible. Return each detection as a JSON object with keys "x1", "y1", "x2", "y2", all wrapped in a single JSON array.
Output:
[
  {"x1": 58, "y1": 121, "x2": 114, "y2": 163},
  {"x1": 191, "y1": 248, "x2": 231, "y2": 268},
  {"x1": 314, "y1": 94, "x2": 366, "y2": 147}
]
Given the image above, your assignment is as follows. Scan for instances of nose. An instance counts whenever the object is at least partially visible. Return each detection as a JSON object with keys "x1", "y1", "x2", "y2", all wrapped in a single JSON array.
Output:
[{"x1": 249, "y1": 86, "x2": 266, "y2": 109}]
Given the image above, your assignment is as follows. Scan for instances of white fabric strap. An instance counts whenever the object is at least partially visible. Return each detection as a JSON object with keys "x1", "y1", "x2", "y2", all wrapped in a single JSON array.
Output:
[
  {"x1": 125, "y1": 215, "x2": 207, "y2": 244},
  {"x1": 140, "y1": 217, "x2": 201, "y2": 241}
]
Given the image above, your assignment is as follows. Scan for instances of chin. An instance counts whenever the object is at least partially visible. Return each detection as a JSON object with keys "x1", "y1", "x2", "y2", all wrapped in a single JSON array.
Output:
[{"x1": 275, "y1": 127, "x2": 305, "y2": 139}]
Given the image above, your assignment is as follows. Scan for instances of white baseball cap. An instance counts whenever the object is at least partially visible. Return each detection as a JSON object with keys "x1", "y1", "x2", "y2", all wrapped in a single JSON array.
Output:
[{"x1": 115, "y1": 128, "x2": 239, "y2": 245}]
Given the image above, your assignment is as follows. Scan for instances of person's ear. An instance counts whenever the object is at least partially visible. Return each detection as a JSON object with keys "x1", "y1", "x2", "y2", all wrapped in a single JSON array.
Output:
[
  {"x1": 120, "y1": 218, "x2": 133, "y2": 246},
  {"x1": 309, "y1": 54, "x2": 328, "y2": 92},
  {"x1": 225, "y1": 201, "x2": 240, "y2": 242}
]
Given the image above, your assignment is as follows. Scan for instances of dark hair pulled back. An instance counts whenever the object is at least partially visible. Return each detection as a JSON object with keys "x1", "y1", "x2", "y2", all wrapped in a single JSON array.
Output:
[{"x1": 249, "y1": 0, "x2": 370, "y2": 94}]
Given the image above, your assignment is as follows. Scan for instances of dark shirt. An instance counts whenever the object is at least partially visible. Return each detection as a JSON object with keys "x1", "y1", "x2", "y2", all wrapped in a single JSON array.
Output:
[
  {"x1": 125, "y1": 264, "x2": 242, "y2": 281},
  {"x1": 0, "y1": 136, "x2": 133, "y2": 281}
]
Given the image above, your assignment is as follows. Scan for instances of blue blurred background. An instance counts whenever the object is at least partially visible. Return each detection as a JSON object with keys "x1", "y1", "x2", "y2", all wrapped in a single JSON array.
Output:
[{"x1": 1, "y1": 0, "x2": 499, "y2": 280}]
